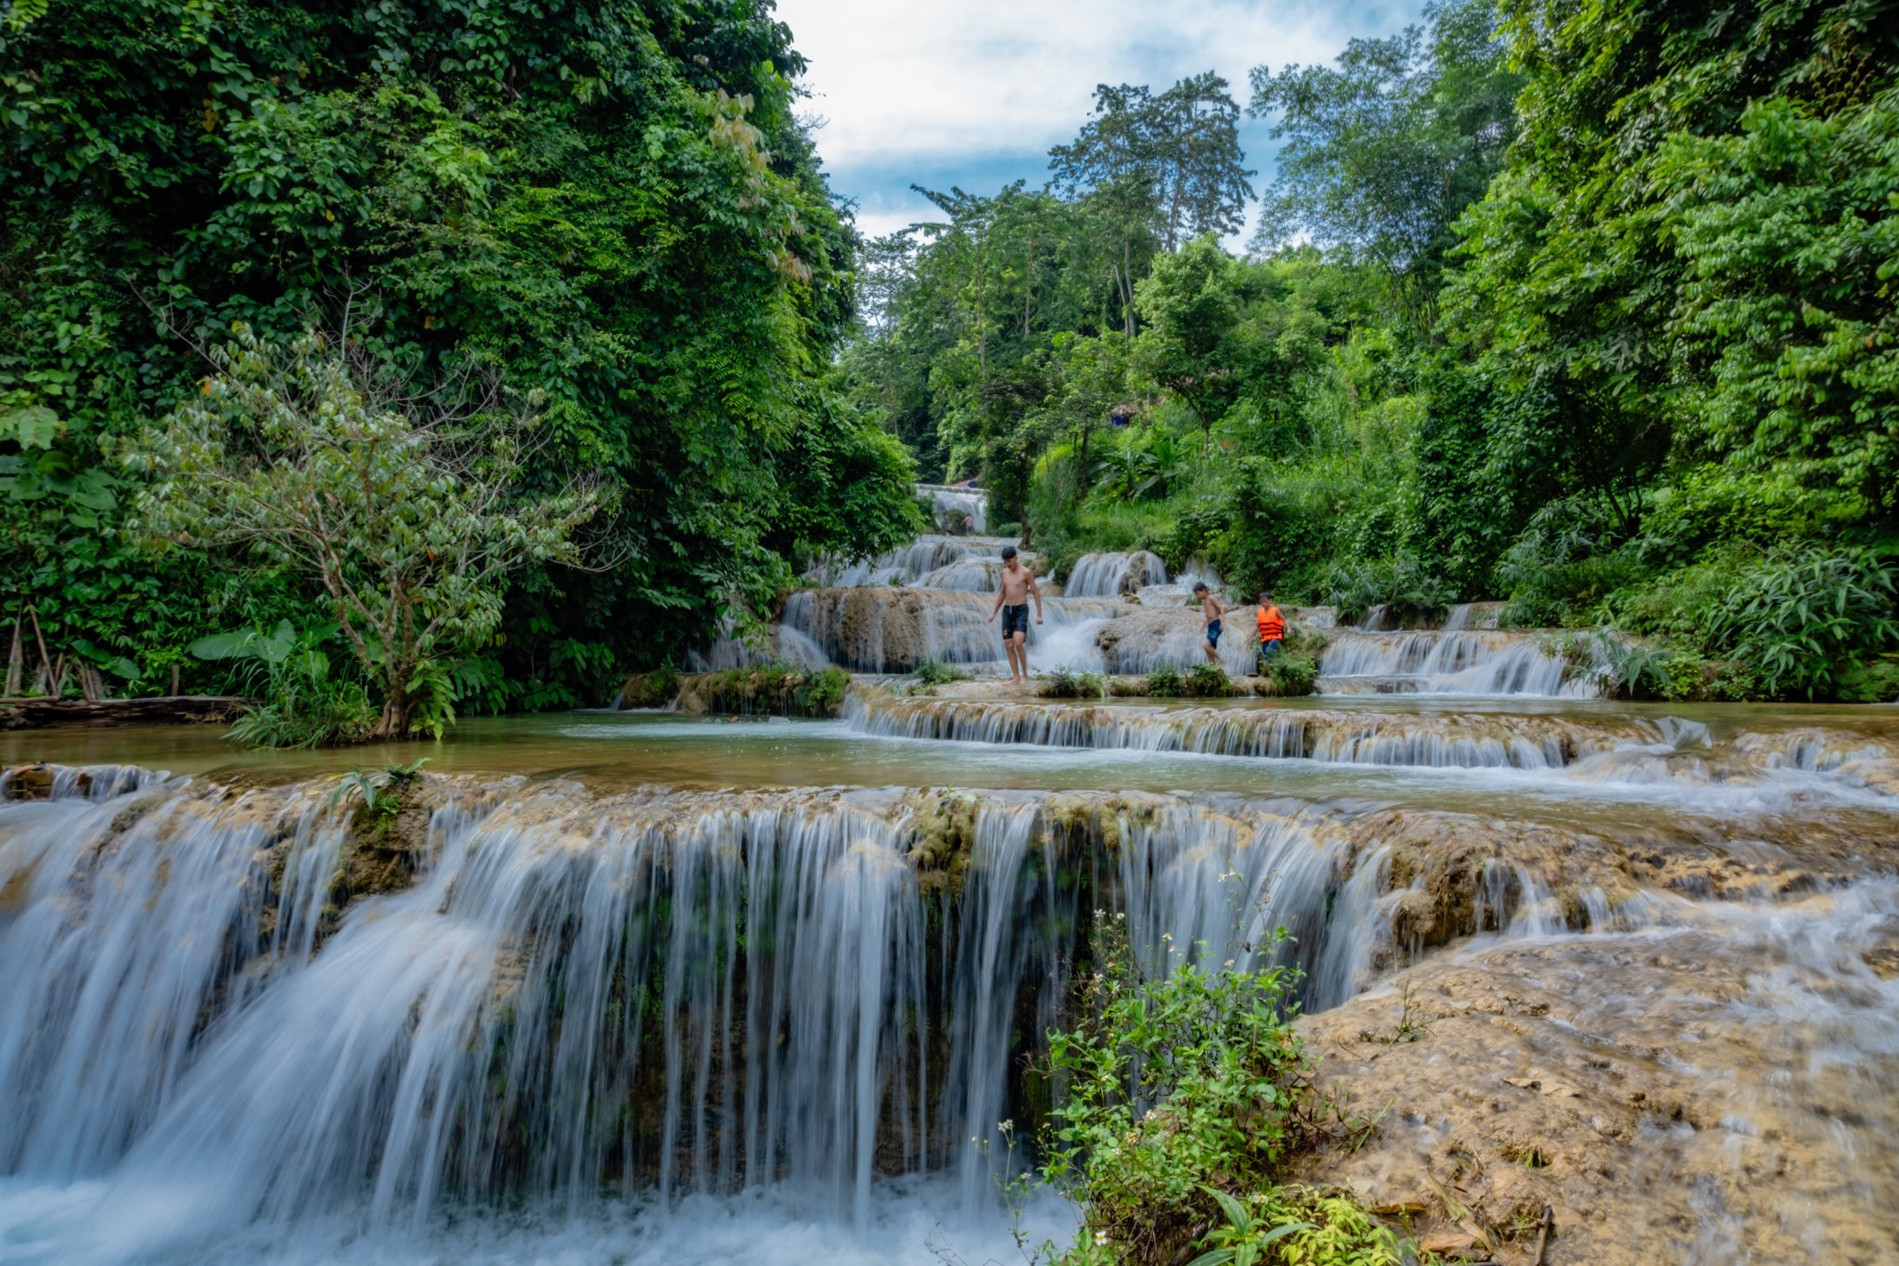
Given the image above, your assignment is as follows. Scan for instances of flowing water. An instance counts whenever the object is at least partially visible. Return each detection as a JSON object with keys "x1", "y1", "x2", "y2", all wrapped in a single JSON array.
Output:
[
  {"x1": 6, "y1": 650, "x2": 1899, "y2": 1260},
  {"x1": 776, "y1": 534, "x2": 1604, "y2": 695}
]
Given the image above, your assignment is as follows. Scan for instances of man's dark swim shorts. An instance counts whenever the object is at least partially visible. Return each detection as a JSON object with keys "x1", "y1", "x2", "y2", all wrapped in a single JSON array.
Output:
[
  {"x1": 1206, "y1": 618, "x2": 1222, "y2": 646},
  {"x1": 1001, "y1": 603, "x2": 1030, "y2": 637}
]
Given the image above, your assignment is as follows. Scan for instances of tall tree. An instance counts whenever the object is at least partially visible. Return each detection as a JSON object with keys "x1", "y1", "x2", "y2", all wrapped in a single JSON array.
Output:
[
  {"x1": 1050, "y1": 73, "x2": 1256, "y2": 251},
  {"x1": 1248, "y1": 0, "x2": 1521, "y2": 318},
  {"x1": 0, "y1": 0, "x2": 918, "y2": 705}
]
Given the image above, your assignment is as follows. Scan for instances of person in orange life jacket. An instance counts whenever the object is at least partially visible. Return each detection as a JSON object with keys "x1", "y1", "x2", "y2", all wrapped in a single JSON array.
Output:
[{"x1": 1256, "y1": 592, "x2": 1285, "y2": 668}]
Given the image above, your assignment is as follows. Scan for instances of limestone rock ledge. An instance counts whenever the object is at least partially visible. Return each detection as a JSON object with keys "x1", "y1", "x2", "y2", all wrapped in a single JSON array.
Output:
[{"x1": 1290, "y1": 908, "x2": 1899, "y2": 1264}]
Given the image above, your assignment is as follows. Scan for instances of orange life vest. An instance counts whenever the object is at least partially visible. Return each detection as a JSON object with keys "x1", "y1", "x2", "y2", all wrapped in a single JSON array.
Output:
[{"x1": 1257, "y1": 604, "x2": 1285, "y2": 641}]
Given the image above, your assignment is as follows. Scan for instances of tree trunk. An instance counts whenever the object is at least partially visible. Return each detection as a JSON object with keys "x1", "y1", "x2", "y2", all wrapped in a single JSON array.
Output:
[{"x1": 372, "y1": 679, "x2": 414, "y2": 741}]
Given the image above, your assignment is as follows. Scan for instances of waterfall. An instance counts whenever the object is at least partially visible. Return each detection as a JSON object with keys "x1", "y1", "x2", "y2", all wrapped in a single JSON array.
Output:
[
  {"x1": 1063, "y1": 551, "x2": 1168, "y2": 598},
  {"x1": 780, "y1": 589, "x2": 1125, "y2": 673},
  {"x1": 844, "y1": 691, "x2": 1678, "y2": 770},
  {"x1": 916, "y1": 485, "x2": 988, "y2": 534},
  {"x1": 1318, "y1": 629, "x2": 1602, "y2": 696},
  {"x1": 0, "y1": 769, "x2": 1609, "y2": 1259}
]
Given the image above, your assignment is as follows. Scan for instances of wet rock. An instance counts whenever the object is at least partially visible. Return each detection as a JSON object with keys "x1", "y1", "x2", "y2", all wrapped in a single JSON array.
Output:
[
  {"x1": 2, "y1": 763, "x2": 53, "y2": 799},
  {"x1": 1290, "y1": 900, "x2": 1899, "y2": 1264}
]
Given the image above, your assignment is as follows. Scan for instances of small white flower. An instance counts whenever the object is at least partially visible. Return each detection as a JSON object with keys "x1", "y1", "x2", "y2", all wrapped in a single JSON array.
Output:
[{"x1": 1094, "y1": 1231, "x2": 1109, "y2": 1245}]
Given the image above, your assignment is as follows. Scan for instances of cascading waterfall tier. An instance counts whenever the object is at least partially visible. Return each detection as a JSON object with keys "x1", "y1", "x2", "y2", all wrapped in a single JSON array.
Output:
[
  {"x1": 1319, "y1": 628, "x2": 1604, "y2": 696},
  {"x1": 2, "y1": 764, "x2": 1751, "y2": 1260},
  {"x1": 916, "y1": 484, "x2": 988, "y2": 534},
  {"x1": 780, "y1": 587, "x2": 1125, "y2": 673},
  {"x1": 846, "y1": 691, "x2": 1683, "y2": 770}
]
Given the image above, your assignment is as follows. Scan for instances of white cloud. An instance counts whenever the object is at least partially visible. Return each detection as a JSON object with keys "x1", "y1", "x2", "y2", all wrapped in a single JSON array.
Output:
[{"x1": 774, "y1": 0, "x2": 1426, "y2": 238}]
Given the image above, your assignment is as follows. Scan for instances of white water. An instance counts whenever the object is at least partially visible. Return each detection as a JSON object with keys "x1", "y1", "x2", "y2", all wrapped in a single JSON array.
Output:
[
  {"x1": 916, "y1": 484, "x2": 989, "y2": 534},
  {"x1": 1063, "y1": 551, "x2": 1167, "y2": 598},
  {"x1": 1319, "y1": 629, "x2": 1603, "y2": 697},
  {"x1": 5, "y1": 774, "x2": 1512, "y2": 1263},
  {"x1": 779, "y1": 587, "x2": 1126, "y2": 674},
  {"x1": 846, "y1": 692, "x2": 1670, "y2": 771}
]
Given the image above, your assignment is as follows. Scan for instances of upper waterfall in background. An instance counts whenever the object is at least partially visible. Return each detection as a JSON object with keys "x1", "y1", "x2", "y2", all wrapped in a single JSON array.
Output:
[{"x1": 721, "y1": 492, "x2": 1612, "y2": 694}]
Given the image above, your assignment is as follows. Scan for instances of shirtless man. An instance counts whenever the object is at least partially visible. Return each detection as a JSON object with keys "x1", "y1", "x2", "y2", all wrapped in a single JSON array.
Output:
[
  {"x1": 1193, "y1": 581, "x2": 1226, "y2": 663},
  {"x1": 985, "y1": 544, "x2": 1043, "y2": 685}
]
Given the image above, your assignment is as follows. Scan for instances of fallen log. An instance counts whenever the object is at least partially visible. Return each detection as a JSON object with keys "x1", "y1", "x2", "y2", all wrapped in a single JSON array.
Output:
[{"x1": 0, "y1": 695, "x2": 248, "y2": 730}]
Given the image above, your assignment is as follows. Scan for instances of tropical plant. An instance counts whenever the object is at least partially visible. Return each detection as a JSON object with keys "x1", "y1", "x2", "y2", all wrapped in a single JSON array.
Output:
[
  {"x1": 1705, "y1": 546, "x2": 1899, "y2": 699},
  {"x1": 190, "y1": 618, "x2": 376, "y2": 748},
  {"x1": 1042, "y1": 913, "x2": 1309, "y2": 1263},
  {"x1": 1041, "y1": 666, "x2": 1110, "y2": 700},
  {"x1": 127, "y1": 327, "x2": 605, "y2": 740}
]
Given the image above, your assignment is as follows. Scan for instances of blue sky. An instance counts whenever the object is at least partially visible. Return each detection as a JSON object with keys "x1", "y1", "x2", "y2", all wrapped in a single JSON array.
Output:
[{"x1": 772, "y1": 0, "x2": 1429, "y2": 242}]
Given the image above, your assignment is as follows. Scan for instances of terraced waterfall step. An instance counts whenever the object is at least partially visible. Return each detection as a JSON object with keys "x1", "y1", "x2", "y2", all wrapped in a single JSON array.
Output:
[{"x1": 4, "y1": 682, "x2": 1898, "y2": 1263}]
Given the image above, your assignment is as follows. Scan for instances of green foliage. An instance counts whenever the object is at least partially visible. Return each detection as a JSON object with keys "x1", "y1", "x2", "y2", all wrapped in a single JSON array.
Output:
[
  {"x1": 1041, "y1": 666, "x2": 1110, "y2": 700},
  {"x1": 1260, "y1": 650, "x2": 1320, "y2": 697},
  {"x1": 1050, "y1": 74, "x2": 1256, "y2": 251},
  {"x1": 1249, "y1": 0, "x2": 1521, "y2": 316},
  {"x1": 1324, "y1": 555, "x2": 1455, "y2": 627},
  {"x1": 1704, "y1": 545, "x2": 1899, "y2": 699},
  {"x1": 3, "y1": 0, "x2": 916, "y2": 706},
  {"x1": 330, "y1": 757, "x2": 430, "y2": 820},
  {"x1": 690, "y1": 663, "x2": 850, "y2": 716},
  {"x1": 913, "y1": 658, "x2": 971, "y2": 687},
  {"x1": 1189, "y1": 1187, "x2": 1402, "y2": 1266},
  {"x1": 126, "y1": 327, "x2": 602, "y2": 740},
  {"x1": 1144, "y1": 664, "x2": 1185, "y2": 697},
  {"x1": 1042, "y1": 913, "x2": 1308, "y2": 1264},
  {"x1": 1659, "y1": 90, "x2": 1899, "y2": 518},
  {"x1": 191, "y1": 617, "x2": 377, "y2": 747},
  {"x1": 1183, "y1": 662, "x2": 1234, "y2": 698}
]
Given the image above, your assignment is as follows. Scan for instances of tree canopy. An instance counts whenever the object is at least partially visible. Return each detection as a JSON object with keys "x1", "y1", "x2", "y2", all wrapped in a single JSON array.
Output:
[{"x1": 1, "y1": 0, "x2": 919, "y2": 719}]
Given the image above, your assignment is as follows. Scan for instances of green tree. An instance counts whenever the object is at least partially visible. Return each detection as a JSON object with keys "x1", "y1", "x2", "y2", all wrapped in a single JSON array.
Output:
[
  {"x1": 124, "y1": 326, "x2": 602, "y2": 740},
  {"x1": 1051, "y1": 73, "x2": 1257, "y2": 251},
  {"x1": 1248, "y1": 0, "x2": 1521, "y2": 319},
  {"x1": 1659, "y1": 92, "x2": 1899, "y2": 520},
  {"x1": 1, "y1": 0, "x2": 914, "y2": 706}
]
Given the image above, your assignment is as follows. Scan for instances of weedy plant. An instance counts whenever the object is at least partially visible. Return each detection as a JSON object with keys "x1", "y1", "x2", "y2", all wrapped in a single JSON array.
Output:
[
  {"x1": 1145, "y1": 664, "x2": 1185, "y2": 697},
  {"x1": 1041, "y1": 666, "x2": 1109, "y2": 700},
  {"x1": 330, "y1": 757, "x2": 431, "y2": 820},
  {"x1": 1182, "y1": 662, "x2": 1233, "y2": 697},
  {"x1": 1038, "y1": 913, "x2": 1411, "y2": 1266},
  {"x1": 914, "y1": 658, "x2": 971, "y2": 687}
]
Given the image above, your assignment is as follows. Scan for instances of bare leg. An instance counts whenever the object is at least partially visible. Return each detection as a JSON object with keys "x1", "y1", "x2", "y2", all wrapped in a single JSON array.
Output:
[
  {"x1": 1203, "y1": 638, "x2": 1218, "y2": 663},
  {"x1": 1010, "y1": 632, "x2": 1027, "y2": 683}
]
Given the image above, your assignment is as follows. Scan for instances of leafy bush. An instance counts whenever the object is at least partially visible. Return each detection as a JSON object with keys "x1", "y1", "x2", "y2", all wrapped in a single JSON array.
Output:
[
  {"x1": 1044, "y1": 914, "x2": 1330, "y2": 1265},
  {"x1": 1183, "y1": 663, "x2": 1234, "y2": 697},
  {"x1": 1838, "y1": 655, "x2": 1899, "y2": 704},
  {"x1": 1324, "y1": 554, "x2": 1454, "y2": 627},
  {"x1": 193, "y1": 619, "x2": 378, "y2": 747},
  {"x1": 913, "y1": 658, "x2": 971, "y2": 686},
  {"x1": 1495, "y1": 498, "x2": 1643, "y2": 628},
  {"x1": 1705, "y1": 546, "x2": 1899, "y2": 699},
  {"x1": 1041, "y1": 666, "x2": 1110, "y2": 700},
  {"x1": 1259, "y1": 652, "x2": 1319, "y2": 697},
  {"x1": 1191, "y1": 1185, "x2": 1402, "y2": 1266},
  {"x1": 1145, "y1": 664, "x2": 1185, "y2": 697},
  {"x1": 127, "y1": 327, "x2": 603, "y2": 740}
]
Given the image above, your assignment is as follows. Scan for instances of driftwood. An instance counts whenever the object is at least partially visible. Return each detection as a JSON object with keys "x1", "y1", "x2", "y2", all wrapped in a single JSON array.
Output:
[{"x1": 0, "y1": 695, "x2": 247, "y2": 730}]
